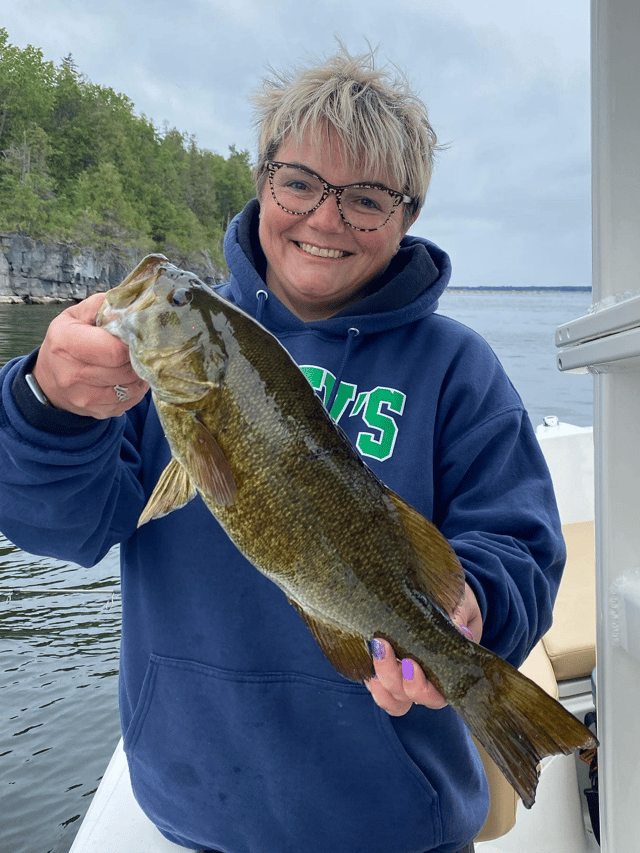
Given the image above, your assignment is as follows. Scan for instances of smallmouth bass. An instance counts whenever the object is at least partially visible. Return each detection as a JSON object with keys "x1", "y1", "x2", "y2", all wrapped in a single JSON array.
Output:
[{"x1": 97, "y1": 254, "x2": 596, "y2": 808}]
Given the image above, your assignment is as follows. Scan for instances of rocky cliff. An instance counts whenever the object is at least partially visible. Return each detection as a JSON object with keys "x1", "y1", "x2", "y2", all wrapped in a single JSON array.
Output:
[{"x1": 0, "y1": 233, "x2": 226, "y2": 303}]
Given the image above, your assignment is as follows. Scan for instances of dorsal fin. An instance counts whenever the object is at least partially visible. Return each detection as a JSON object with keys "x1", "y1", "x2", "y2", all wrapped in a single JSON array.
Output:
[{"x1": 386, "y1": 490, "x2": 465, "y2": 616}]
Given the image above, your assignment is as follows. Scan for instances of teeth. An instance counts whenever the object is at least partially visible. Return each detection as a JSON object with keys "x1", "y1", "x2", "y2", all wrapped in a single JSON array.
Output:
[{"x1": 299, "y1": 242, "x2": 347, "y2": 259}]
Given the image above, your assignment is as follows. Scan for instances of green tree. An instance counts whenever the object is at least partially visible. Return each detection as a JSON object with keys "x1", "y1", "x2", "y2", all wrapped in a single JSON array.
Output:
[
  {"x1": 0, "y1": 28, "x2": 55, "y2": 147},
  {"x1": 217, "y1": 145, "x2": 256, "y2": 228},
  {"x1": 47, "y1": 57, "x2": 100, "y2": 191},
  {"x1": 72, "y1": 161, "x2": 151, "y2": 244}
]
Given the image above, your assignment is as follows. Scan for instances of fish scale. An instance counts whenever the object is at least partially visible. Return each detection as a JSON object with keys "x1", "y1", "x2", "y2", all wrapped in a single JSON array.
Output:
[{"x1": 97, "y1": 253, "x2": 597, "y2": 809}]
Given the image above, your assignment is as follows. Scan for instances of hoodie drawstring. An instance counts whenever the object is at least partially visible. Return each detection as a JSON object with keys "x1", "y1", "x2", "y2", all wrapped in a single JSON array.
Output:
[
  {"x1": 326, "y1": 327, "x2": 360, "y2": 413},
  {"x1": 255, "y1": 288, "x2": 358, "y2": 416},
  {"x1": 256, "y1": 289, "x2": 268, "y2": 324}
]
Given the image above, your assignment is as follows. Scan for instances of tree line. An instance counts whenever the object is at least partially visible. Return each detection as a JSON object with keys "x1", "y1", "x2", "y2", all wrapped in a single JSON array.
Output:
[{"x1": 0, "y1": 29, "x2": 256, "y2": 267}]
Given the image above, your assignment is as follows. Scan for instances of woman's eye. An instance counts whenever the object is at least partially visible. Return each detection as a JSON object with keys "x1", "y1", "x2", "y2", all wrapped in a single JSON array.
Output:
[
  {"x1": 286, "y1": 180, "x2": 311, "y2": 193},
  {"x1": 355, "y1": 195, "x2": 383, "y2": 211},
  {"x1": 170, "y1": 288, "x2": 193, "y2": 307}
]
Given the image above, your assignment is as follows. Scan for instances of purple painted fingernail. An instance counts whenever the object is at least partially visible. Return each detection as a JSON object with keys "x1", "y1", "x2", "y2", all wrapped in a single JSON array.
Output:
[
  {"x1": 370, "y1": 638, "x2": 386, "y2": 660},
  {"x1": 457, "y1": 624, "x2": 475, "y2": 641},
  {"x1": 401, "y1": 659, "x2": 414, "y2": 680}
]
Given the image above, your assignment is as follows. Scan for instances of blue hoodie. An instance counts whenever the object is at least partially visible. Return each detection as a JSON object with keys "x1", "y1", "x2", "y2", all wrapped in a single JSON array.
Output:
[{"x1": 0, "y1": 201, "x2": 565, "y2": 853}]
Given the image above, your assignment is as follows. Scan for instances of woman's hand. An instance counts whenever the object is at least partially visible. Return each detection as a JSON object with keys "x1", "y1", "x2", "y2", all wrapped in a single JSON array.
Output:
[
  {"x1": 365, "y1": 582, "x2": 482, "y2": 716},
  {"x1": 33, "y1": 292, "x2": 149, "y2": 419}
]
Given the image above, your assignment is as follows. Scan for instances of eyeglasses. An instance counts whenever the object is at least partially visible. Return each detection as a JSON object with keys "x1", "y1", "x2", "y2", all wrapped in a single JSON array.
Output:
[{"x1": 265, "y1": 161, "x2": 412, "y2": 232}]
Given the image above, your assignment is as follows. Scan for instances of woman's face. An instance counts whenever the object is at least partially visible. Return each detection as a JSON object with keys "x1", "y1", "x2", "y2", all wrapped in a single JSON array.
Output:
[{"x1": 258, "y1": 127, "x2": 415, "y2": 321}]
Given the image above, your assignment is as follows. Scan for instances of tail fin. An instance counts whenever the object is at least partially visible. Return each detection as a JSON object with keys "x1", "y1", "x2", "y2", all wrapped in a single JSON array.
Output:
[{"x1": 456, "y1": 656, "x2": 597, "y2": 808}]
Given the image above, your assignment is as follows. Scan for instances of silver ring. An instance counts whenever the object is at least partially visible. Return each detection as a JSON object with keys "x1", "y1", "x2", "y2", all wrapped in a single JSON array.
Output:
[{"x1": 114, "y1": 384, "x2": 129, "y2": 403}]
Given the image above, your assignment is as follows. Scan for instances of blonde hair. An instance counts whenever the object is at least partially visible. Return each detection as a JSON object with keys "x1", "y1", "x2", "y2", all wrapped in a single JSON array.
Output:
[{"x1": 251, "y1": 43, "x2": 441, "y2": 223}]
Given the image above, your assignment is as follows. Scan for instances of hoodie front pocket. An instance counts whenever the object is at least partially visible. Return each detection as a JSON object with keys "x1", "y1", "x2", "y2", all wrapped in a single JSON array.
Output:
[{"x1": 124, "y1": 654, "x2": 441, "y2": 853}]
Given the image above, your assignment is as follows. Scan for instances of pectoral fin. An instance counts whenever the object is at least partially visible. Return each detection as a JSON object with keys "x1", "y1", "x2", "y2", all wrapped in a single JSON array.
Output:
[
  {"x1": 386, "y1": 490, "x2": 465, "y2": 616},
  {"x1": 186, "y1": 417, "x2": 237, "y2": 507},
  {"x1": 138, "y1": 419, "x2": 236, "y2": 526},
  {"x1": 289, "y1": 600, "x2": 375, "y2": 682},
  {"x1": 138, "y1": 457, "x2": 197, "y2": 526}
]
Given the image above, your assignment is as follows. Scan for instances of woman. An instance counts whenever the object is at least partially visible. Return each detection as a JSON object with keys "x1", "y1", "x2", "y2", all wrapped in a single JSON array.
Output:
[{"x1": 0, "y1": 46, "x2": 564, "y2": 853}]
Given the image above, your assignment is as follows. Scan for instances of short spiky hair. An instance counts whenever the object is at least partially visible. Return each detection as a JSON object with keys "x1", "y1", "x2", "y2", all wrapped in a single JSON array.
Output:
[{"x1": 251, "y1": 43, "x2": 440, "y2": 222}]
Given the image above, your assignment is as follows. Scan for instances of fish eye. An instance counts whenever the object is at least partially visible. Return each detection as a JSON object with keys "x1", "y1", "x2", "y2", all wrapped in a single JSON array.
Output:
[{"x1": 169, "y1": 288, "x2": 193, "y2": 307}]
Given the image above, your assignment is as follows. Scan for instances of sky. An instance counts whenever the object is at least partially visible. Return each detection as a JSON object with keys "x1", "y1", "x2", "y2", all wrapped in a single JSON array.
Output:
[{"x1": 2, "y1": 0, "x2": 592, "y2": 289}]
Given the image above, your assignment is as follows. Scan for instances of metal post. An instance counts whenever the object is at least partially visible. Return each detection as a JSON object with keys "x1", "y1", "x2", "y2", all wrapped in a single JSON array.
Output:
[{"x1": 591, "y1": 0, "x2": 640, "y2": 850}]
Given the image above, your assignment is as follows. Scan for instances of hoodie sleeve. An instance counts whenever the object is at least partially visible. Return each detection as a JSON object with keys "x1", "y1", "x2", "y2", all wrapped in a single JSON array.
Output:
[
  {"x1": 432, "y1": 331, "x2": 566, "y2": 668},
  {"x1": 0, "y1": 356, "x2": 148, "y2": 567}
]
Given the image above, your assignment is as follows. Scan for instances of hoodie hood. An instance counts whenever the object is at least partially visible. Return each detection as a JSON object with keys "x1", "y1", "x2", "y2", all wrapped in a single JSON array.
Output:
[{"x1": 222, "y1": 199, "x2": 452, "y2": 336}]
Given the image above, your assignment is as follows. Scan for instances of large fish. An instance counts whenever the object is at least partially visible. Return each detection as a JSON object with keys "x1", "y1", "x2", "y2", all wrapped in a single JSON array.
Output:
[{"x1": 97, "y1": 254, "x2": 596, "y2": 808}]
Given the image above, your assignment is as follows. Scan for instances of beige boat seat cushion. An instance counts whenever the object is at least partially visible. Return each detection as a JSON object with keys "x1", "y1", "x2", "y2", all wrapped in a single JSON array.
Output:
[
  {"x1": 474, "y1": 520, "x2": 596, "y2": 842},
  {"x1": 542, "y1": 520, "x2": 596, "y2": 681}
]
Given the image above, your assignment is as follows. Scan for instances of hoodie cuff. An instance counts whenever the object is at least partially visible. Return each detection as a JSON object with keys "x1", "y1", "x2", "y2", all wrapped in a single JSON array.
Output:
[{"x1": 12, "y1": 350, "x2": 100, "y2": 436}]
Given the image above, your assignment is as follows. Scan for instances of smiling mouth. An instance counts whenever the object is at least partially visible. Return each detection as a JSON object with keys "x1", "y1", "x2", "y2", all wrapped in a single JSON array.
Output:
[{"x1": 296, "y1": 242, "x2": 351, "y2": 259}]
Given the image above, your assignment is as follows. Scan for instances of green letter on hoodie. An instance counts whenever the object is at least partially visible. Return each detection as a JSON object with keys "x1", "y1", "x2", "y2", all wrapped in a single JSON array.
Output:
[{"x1": 352, "y1": 388, "x2": 406, "y2": 462}]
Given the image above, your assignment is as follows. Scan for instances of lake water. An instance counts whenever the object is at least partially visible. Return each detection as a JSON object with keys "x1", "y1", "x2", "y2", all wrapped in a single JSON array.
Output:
[
  {"x1": 0, "y1": 290, "x2": 594, "y2": 853},
  {"x1": 439, "y1": 289, "x2": 593, "y2": 429}
]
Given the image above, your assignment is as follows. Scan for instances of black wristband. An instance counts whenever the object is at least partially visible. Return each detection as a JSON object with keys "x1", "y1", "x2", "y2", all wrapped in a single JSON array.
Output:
[{"x1": 25, "y1": 372, "x2": 52, "y2": 406}]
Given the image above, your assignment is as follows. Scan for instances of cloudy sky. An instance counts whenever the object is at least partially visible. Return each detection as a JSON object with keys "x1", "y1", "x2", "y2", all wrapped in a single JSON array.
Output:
[{"x1": 3, "y1": 0, "x2": 592, "y2": 289}]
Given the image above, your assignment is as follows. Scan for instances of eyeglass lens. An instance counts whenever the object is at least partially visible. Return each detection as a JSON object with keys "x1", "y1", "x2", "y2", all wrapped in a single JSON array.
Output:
[{"x1": 270, "y1": 165, "x2": 400, "y2": 230}]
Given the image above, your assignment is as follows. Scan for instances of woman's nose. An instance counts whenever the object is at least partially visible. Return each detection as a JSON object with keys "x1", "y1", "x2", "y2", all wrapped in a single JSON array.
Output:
[{"x1": 305, "y1": 190, "x2": 346, "y2": 231}]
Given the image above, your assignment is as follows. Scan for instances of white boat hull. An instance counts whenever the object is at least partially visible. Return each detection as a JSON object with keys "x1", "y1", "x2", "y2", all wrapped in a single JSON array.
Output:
[{"x1": 69, "y1": 738, "x2": 188, "y2": 853}]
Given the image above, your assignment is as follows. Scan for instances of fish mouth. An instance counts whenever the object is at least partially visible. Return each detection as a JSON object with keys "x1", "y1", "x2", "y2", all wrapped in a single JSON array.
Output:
[
  {"x1": 295, "y1": 242, "x2": 351, "y2": 259},
  {"x1": 96, "y1": 255, "x2": 167, "y2": 327}
]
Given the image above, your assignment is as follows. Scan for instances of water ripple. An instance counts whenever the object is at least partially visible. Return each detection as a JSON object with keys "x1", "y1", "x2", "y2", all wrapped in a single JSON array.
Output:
[{"x1": 1, "y1": 534, "x2": 122, "y2": 853}]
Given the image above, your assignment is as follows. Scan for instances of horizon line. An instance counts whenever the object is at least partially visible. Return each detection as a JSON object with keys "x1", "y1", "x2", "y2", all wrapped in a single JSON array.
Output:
[{"x1": 446, "y1": 286, "x2": 591, "y2": 292}]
